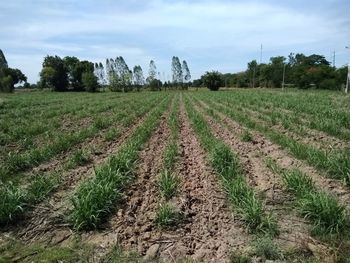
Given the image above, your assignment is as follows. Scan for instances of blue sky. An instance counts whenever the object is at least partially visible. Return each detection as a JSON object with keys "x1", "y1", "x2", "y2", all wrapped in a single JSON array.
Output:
[{"x1": 1, "y1": 0, "x2": 350, "y2": 83}]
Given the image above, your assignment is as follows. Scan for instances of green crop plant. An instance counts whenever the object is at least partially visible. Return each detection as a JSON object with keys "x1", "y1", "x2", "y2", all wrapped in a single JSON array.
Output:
[
  {"x1": 155, "y1": 202, "x2": 182, "y2": 229},
  {"x1": 69, "y1": 95, "x2": 171, "y2": 230}
]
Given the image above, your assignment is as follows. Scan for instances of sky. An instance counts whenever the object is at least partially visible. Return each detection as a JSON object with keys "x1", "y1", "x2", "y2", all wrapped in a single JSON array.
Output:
[{"x1": 1, "y1": 0, "x2": 350, "y2": 83}]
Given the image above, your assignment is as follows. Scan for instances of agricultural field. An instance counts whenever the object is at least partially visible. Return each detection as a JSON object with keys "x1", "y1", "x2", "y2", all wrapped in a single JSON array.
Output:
[{"x1": 0, "y1": 89, "x2": 349, "y2": 262}]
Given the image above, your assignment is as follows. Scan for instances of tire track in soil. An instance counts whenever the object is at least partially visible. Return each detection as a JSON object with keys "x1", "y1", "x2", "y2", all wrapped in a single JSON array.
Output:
[
  {"x1": 159, "y1": 103, "x2": 249, "y2": 262},
  {"x1": 197, "y1": 99, "x2": 350, "y2": 207},
  {"x1": 192, "y1": 99, "x2": 334, "y2": 258},
  {"x1": 0, "y1": 111, "x2": 154, "y2": 245}
]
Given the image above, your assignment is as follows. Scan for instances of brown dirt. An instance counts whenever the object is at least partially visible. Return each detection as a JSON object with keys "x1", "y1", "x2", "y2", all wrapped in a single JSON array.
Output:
[
  {"x1": 192, "y1": 99, "x2": 336, "y2": 260},
  {"x1": 197, "y1": 99, "x2": 350, "y2": 207},
  {"x1": 156, "y1": 103, "x2": 250, "y2": 262}
]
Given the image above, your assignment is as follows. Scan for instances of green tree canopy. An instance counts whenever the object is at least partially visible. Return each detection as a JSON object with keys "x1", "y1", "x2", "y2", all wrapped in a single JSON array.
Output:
[
  {"x1": 40, "y1": 55, "x2": 68, "y2": 91},
  {"x1": 201, "y1": 71, "x2": 224, "y2": 91}
]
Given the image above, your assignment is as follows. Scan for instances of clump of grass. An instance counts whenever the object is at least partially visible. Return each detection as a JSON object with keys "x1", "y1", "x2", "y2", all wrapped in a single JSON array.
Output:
[
  {"x1": 104, "y1": 127, "x2": 119, "y2": 142},
  {"x1": 266, "y1": 159, "x2": 348, "y2": 235},
  {"x1": 164, "y1": 142, "x2": 178, "y2": 171},
  {"x1": 158, "y1": 170, "x2": 179, "y2": 200},
  {"x1": 93, "y1": 117, "x2": 110, "y2": 129},
  {"x1": 229, "y1": 251, "x2": 252, "y2": 263},
  {"x1": 0, "y1": 183, "x2": 26, "y2": 225},
  {"x1": 282, "y1": 169, "x2": 314, "y2": 197},
  {"x1": 65, "y1": 149, "x2": 91, "y2": 169},
  {"x1": 253, "y1": 236, "x2": 283, "y2": 260},
  {"x1": 241, "y1": 130, "x2": 253, "y2": 142},
  {"x1": 299, "y1": 191, "x2": 347, "y2": 234},
  {"x1": 226, "y1": 178, "x2": 278, "y2": 235},
  {"x1": 26, "y1": 173, "x2": 59, "y2": 202},
  {"x1": 155, "y1": 202, "x2": 181, "y2": 229}
]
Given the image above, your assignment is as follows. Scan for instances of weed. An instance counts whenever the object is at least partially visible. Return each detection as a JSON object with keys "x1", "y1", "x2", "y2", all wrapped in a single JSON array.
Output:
[
  {"x1": 155, "y1": 202, "x2": 181, "y2": 229},
  {"x1": 65, "y1": 149, "x2": 91, "y2": 169},
  {"x1": 299, "y1": 191, "x2": 347, "y2": 234},
  {"x1": 26, "y1": 173, "x2": 59, "y2": 202},
  {"x1": 0, "y1": 183, "x2": 26, "y2": 225},
  {"x1": 241, "y1": 130, "x2": 253, "y2": 142},
  {"x1": 158, "y1": 170, "x2": 179, "y2": 200},
  {"x1": 253, "y1": 236, "x2": 283, "y2": 260}
]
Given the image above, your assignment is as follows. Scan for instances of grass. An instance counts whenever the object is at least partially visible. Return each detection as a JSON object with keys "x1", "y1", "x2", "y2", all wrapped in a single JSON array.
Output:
[
  {"x1": 69, "y1": 95, "x2": 171, "y2": 230},
  {"x1": 195, "y1": 92, "x2": 350, "y2": 186},
  {"x1": 0, "y1": 173, "x2": 59, "y2": 225},
  {"x1": 252, "y1": 236, "x2": 283, "y2": 260},
  {"x1": 0, "y1": 238, "x2": 94, "y2": 263},
  {"x1": 185, "y1": 96, "x2": 278, "y2": 236},
  {"x1": 158, "y1": 169, "x2": 179, "y2": 200},
  {"x1": 65, "y1": 149, "x2": 91, "y2": 169},
  {"x1": 104, "y1": 127, "x2": 120, "y2": 141},
  {"x1": 0, "y1": 183, "x2": 26, "y2": 225},
  {"x1": 155, "y1": 202, "x2": 182, "y2": 229},
  {"x1": 266, "y1": 158, "x2": 348, "y2": 234},
  {"x1": 241, "y1": 130, "x2": 253, "y2": 142}
]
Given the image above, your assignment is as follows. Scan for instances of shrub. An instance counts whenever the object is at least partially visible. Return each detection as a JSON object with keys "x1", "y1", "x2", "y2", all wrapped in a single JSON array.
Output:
[
  {"x1": 82, "y1": 71, "x2": 99, "y2": 92},
  {"x1": 201, "y1": 71, "x2": 224, "y2": 91}
]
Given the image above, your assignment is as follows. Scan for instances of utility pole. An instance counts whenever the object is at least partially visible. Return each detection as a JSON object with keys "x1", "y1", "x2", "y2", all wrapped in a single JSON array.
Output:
[
  {"x1": 260, "y1": 44, "x2": 263, "y2": 64},
  {"x1": 333, "y1": 50, "x2": 336, "y2": 68}
]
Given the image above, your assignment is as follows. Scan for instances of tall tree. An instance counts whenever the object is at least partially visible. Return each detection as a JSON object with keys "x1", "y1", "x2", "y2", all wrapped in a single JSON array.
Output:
[
  {"x1": 171, "y1": 56, "x2": 183, "y2": 86},
  {"x1": 133, "y1": 65, "x2": 145, "y2": 91},
  {"x1": 94, "y1": 62, "x2": 106, "y2": 85},
  {"x1": 182, "y1": 60, "x2": 191, "y2": 87},
  {"x1": 63, "y1": 56, "x2": 94, "y2": 91},
  {"x1": 148, "y1": 60, "x2": 157, "y2": 82},
  {"x1": 40, "y1": 55, "x2": 68, "y2": 91},
  {"x1": 0, "y1": 68, "x2": 27, "y2": 92},
  {"x1": 0, "y1": 49, "x2": 8, "y2": 69}
]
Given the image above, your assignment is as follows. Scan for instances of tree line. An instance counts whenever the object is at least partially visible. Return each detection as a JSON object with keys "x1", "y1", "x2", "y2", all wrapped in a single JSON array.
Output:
[
  {"x1": 197, "y1": 53, "x2": 347, "y2": 90},
  {"x1": 38, "y1": 55, "x2": 191, "y2": 92}
]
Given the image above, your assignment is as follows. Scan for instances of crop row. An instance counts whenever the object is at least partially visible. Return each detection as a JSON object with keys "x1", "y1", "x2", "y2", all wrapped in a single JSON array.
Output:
[
  {"x1": 70, "y1": 94, "x2": 172, "y2": 230},
  {"x1": 184, "y1": 96, "x2": 278, "y2": 235},
  {"x1": 0, "y1": 94, "x2": 163, "y2": 182},
  {"x1": 218, "y1": 89, "x2": 350, "y2": 140},
  {"x1": 192, "y1": 94, "x2": 350, "y2": 186},
  {"x1": 0, "y1": 95, "x2": 170, "y2": 226},
  {"x1": 155, "y1": 94, "x2": 182, "y2": 229}
]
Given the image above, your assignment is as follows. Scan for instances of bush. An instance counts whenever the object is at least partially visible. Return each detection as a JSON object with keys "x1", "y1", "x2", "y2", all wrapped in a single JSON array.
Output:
[
  {"x1": 201, "y1": 71, "x2": 224, "y2": 91},
  {"x1": 82, "y1": 71, "x2": 99, "y2": 92},
  {"x1": 318, "y1": 78, "x2": 339, "y2": 90}
]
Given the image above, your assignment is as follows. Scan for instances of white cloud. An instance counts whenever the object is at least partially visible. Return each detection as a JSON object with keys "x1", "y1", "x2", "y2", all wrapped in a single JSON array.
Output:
[{"x1": 1, "y1": 0, "x2": 349, "y2": 82}]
